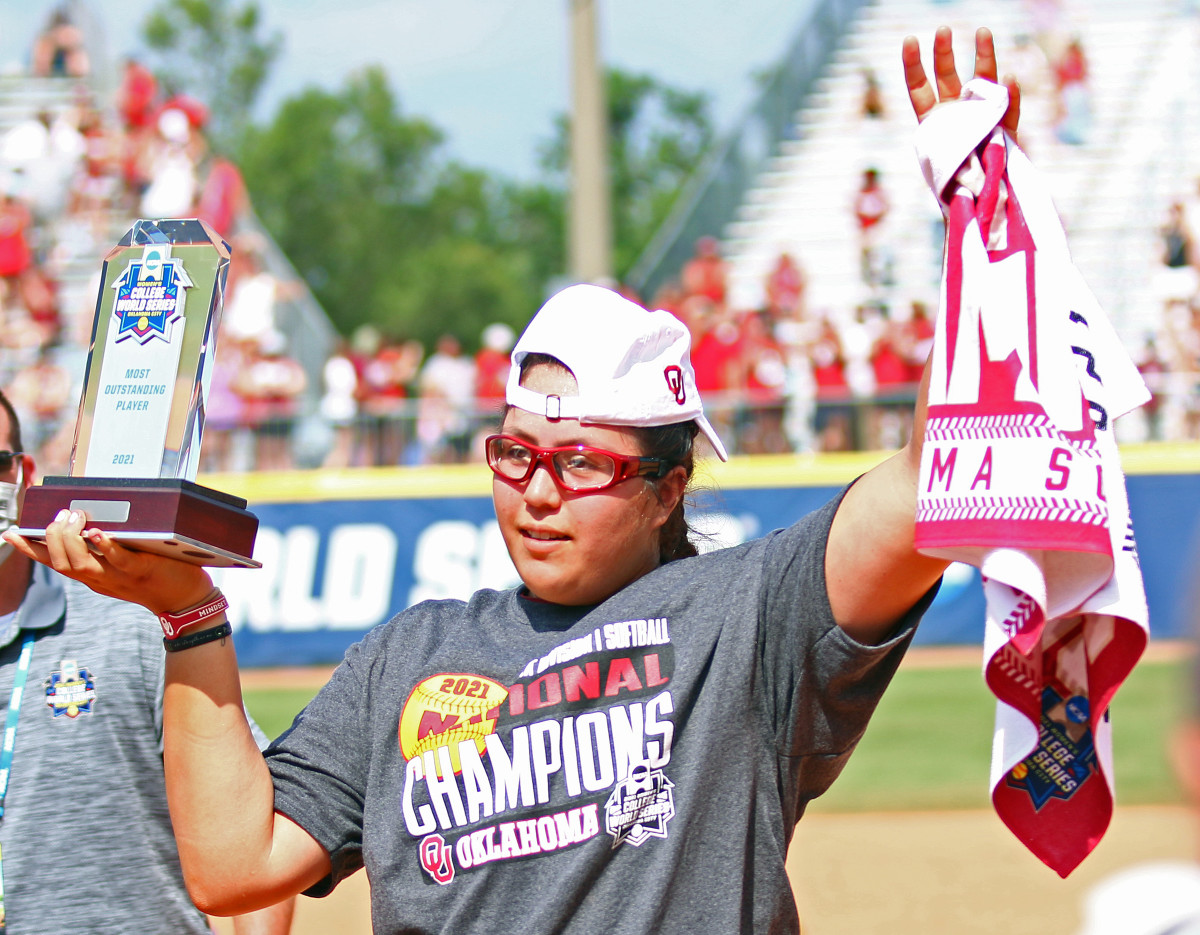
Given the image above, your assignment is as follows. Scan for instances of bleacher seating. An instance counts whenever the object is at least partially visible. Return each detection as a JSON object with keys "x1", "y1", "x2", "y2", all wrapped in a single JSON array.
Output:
[{"x1": 722, "y1": 0, "x2": 1196, "y2": 347}]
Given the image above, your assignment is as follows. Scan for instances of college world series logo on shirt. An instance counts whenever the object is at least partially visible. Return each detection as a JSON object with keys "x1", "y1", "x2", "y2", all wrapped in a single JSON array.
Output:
[{"x1": 44, "y1": 659, "x2": 97, "y2": 719}]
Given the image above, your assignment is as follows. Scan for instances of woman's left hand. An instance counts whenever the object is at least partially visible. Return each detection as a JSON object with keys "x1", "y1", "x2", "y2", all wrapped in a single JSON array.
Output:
[{"x1": 902, "y1": 26, "x2": 1021, "y2": 142}]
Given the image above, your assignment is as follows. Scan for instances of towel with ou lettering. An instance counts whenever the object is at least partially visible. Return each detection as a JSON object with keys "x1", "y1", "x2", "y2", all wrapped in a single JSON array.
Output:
[{"x1": 912, "y1": 78, "x2": 1150, "y2": 877}]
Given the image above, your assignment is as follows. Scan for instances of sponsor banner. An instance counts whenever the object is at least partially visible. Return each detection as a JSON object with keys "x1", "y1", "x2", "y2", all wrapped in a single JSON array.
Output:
[{"x1": 205, "y1": 456, "x2": 1200, "y2": 668}]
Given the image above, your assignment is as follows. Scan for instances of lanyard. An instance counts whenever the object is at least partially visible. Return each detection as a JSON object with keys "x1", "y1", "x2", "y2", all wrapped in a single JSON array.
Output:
[{"x1": 0, "y1": 631, "x2": 37, "y2": 932}]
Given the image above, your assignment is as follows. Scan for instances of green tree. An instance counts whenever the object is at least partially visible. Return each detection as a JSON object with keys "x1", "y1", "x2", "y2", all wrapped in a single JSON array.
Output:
[
  {"x1": 141, "y1": 0, "x2": 283, "y2": 152},
  {"x1": 541, "y1": 67, "x2": 715, "y2": 278},
  {"x1": 237, "y1": 67, "x2": 551, "y2": 346}
]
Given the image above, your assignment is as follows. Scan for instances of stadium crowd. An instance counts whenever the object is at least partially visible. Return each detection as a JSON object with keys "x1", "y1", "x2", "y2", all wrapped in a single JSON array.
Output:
[{"x1": 0, "y1": 8, "x2": 1197, "y2": 477}]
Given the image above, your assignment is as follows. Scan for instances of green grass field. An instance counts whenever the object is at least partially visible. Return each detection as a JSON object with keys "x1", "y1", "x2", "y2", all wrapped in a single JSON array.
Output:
[
  {"x1": 809, "y1": 657, "x2": 1188, "y2": 812},
  {"x1": 242, "y1": 658, "x2": 1188, "y2": 813}
]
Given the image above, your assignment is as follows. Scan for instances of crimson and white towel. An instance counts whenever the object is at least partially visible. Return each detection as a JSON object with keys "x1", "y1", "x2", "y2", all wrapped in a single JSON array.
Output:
[{"x1": 913, "y1": 79, "x2": 1150, "y2": 877}]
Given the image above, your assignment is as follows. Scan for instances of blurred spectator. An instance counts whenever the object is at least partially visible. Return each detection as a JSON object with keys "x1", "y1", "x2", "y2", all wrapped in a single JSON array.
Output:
[
  {"x1": 224, "y1": 241, "x2": 285, "y2": 345},
  {"x1": 1135, "y1": 333, "x2": 1169, "y2": 443},
  {"x1": 474, "y1": 322, "x2": 514, "y2": 419},
  {"x1": 69, "y1": 105, "x2": 119, "y2": 238},
  {"x1": 681, "y1": 236, "x2": 727, "y2": 304},
  {"x1": 140, "y1": 107, "x2": 197, "y2": 219},
  {"x1": 735, "y1": 310, "x2": 788, "y2": 454},
  {"x1": 0, "y1": 192, "x2": 35, "y2": 290},
  {"x1": 359, "y1": 333, "x2": 421, "y2": 466},
  {"x1": 860, "y1": 69, "x2": 886, "y2": 120},
  {"x1": 682, "y1": 295, "x2": 739, "y2": 444},
  {"x1": 867, "y1": 306, "x2": 915, "y2": 450},
  {"x1": 902, "y1": 300, "x2": 936, "y2": 383},
  {"x1": 1163, "y1": 299, "x2": 1200, "y2": 440},
  {"x1": 764, "y1": 252, "x2": 806, "y2": 321},
  {"x1": 160, "y1": 93, "x2": 211, "y2": 134},
  {"x1": 853, "y1": 168, "x2": 891, "y2": 287},
  {"x1": 318, "y1": 340, "x2": 360, "y2": 469},
  {"x1": 31, "y1": 6, "x2": 89, "y2": 78},
  {"x1": 117, "y1": 58, "x2": 159, "y2": 133},
  {"x1": 195, "y1": 152, "x2": 247, "y2": 241},
  {"x1": 7, "y1": 345, "x2": 72, "y2": 459},
  {"x1": 202, "y1": 332, "x2": 251, "y2": 473},
  {"x1": 1053, "y1": 37, "x2": 1091, "y2": 146},
  {"x1": 235, "y1": 331, "x2": 307, "y2": 471},
  {"x1": 1156, "y1": 201, "x2": 1198, "y2": 304},
  {"x1": 2, "y1": 108, "x2": 84, "y2": 220},
  {"x1": 1006, "y1": 33, "x2": 1052, "y2": 96},
  {"x1": 415, "y1": 334, "x2": 476, "y2": 463},
  {"x1": 809, "y1": 315, "x2": 854, "y2": 452}
]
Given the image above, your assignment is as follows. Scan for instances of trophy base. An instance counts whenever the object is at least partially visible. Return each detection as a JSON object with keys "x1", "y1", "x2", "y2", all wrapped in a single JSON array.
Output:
[{"x1": 17, "y1": 477, "x2": 261, "y2": 569}]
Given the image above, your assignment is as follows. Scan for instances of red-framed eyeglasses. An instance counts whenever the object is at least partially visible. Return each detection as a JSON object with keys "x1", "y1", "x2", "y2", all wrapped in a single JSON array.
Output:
[{"x1": 484, "y1": 434, "x2": 666, "y2": 493}]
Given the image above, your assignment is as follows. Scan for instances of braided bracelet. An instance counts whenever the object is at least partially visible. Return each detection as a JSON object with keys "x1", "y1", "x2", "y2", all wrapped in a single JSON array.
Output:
[{"x1": 163, "y1": 621, "x2": 232, "y2": 653}]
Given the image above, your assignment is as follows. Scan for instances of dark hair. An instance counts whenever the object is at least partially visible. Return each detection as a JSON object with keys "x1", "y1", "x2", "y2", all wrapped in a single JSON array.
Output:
[
  {"x1": 632, "y1": 421, "x2": 699, "y2": 563},
  {"x1": 0, "y1": 389, "x2": 22, "y2": 454},
  {"x1": 511, "y1": 353, "x2": 700, "y2": 564}
]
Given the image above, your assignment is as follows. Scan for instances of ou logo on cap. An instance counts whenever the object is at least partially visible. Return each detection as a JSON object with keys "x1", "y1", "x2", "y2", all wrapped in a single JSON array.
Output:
[{"x1": 664, "y1": 366, "x2": 686, "y2": 405}]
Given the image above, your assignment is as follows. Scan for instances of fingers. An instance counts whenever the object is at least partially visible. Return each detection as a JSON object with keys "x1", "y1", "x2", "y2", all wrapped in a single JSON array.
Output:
[
  {"x1": 972, "y1": 27, "x2": 998, "y2": 83},
  {"x1": 932, "y1": 26, "x2": 962, "y2": 104},
  {"x1": 42, "y1": 509, "x2": 104, "y2": 575},
  {"x1": 1001, "y1": 73, "x2": 1021, "y2": 143},
  {"x1": 2, "y1": 528, "x2": 50, "y2": 565},
  {"x1": 904, "y1": 26, "x2": 1018, "y2": 138},
  {"x1": 902, "y1": 35, "x2": 937, "y2": 122}
]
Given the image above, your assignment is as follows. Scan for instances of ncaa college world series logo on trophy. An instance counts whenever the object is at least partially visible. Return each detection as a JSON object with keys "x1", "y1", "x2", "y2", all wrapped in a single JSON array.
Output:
[{"x1": 17, "y1": 218, "x2": 260, "y2": 568}]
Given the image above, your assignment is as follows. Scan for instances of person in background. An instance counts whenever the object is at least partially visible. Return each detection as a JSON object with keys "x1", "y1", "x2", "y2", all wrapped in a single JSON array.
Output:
[
  {"x1": 235, "y1": 331, "x2": 307, "y2": 472},
  {"x1": 681, "y1": 235, "x2": 728, "y2": 305},
  {"x1": 0, "y1": 389, "x2": 293, "y2": 933},
  {"x1": 853, "y1": 167, "x2": 890, "y2": 286},
  {"x1": 30, "y1": 6, "x2": 89, "y2": 79}
]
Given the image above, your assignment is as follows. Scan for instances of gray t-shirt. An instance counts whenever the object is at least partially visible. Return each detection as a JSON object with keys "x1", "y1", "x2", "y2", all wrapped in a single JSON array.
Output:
[
  {"x1": 0, "y1": 564, "x2": 266, "y2": 934},
  {"x1": 268, "y1": 493, "x2": 930, "y2": 934}
]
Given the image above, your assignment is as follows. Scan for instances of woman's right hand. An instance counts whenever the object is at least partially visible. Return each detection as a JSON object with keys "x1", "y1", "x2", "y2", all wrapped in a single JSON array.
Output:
[{"x1": 3, "y1": 509, "x2": 214, "y2": 616}]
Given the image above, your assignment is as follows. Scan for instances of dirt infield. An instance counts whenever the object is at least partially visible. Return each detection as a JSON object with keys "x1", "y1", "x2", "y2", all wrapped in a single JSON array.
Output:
[{"x1": 207, "y1": 804, "x2": 1195, "y2": 933}]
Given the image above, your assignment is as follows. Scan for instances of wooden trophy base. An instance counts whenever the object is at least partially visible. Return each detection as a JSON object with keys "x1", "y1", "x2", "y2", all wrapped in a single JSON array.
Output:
[{"x1": 17, "y1": 477, "x2": 261, "y2": 568}]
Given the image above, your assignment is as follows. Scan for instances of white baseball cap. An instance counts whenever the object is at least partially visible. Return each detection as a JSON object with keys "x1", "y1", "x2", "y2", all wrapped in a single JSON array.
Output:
[{"x1": 506, "y1": 283, "x2": 728, "y2": 461}]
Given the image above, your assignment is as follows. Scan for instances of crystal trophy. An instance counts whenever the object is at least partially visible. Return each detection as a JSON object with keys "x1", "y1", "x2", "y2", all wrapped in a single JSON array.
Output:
[{"x1": 17, "y1": 219, "x2": 260, "y2": 568}]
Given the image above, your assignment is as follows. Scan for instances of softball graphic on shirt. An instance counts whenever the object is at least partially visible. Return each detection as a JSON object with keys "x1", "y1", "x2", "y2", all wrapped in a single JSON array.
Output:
[{"x1": 399, "y1": 673, "x2": 508, "y2": 775}]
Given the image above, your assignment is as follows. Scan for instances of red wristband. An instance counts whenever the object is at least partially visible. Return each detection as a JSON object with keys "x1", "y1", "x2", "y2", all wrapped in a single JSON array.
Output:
[{"x1": 158, "y1": 591, "x2": 229, "y2": 639}]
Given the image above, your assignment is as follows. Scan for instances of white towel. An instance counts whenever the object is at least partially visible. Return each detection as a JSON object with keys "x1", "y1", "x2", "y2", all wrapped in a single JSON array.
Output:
[{"x1": 913, "y1": 79, "x2": 1150, "y2": 877}]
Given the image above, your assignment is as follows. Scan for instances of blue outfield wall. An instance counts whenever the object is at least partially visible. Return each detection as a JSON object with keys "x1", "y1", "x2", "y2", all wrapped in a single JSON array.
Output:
[{"x1": 203, "y1": 444, "x2": 1200, "y2": 668}]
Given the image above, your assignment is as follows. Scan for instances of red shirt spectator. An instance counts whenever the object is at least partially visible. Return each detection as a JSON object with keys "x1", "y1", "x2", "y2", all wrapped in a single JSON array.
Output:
[
  {"x1": 0, "y1": 195, "x2": 34, "y2": 281},
  {"x1": 902, "y1": 302, "x2": 936, "y2": 383},
  {"x1": 118, "y1": 58, "x2": 159, "y2": 131},
  {"x1": 854, "y1": 168, "x2": 889, "y2": 233},
  {"x1": 685, "y1": 299, "x2": 740, "y2": 395},
  {"x1": 196, "y1": 157, "x2": 247, "y2": 239},
  {"x1": 810, "y1": 318, "x2": 849, "y2": 399},
  {"x1": 765, "y1": 252, "x2": 806, "y2": 318},
  {"x1": 682, "y1": 236, "x2": 727, "y2": 304},
  {"x1": 160, "y1": 94, "x2": 210, "y2": 132},
  {"x1": 870, "y1": 329, "x2": 910, "y2": 392},
  {"x1": 474, "y1": 323, "x2": 514, "y2": 410}
]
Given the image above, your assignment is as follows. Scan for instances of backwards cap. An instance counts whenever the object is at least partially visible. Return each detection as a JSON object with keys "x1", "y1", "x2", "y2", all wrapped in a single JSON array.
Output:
[{"x1": 506, "y1": 284, "x2": 728, "y2": 461}]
